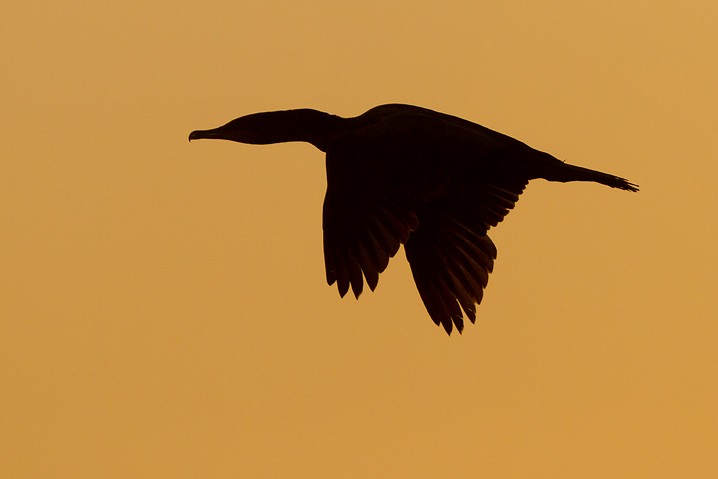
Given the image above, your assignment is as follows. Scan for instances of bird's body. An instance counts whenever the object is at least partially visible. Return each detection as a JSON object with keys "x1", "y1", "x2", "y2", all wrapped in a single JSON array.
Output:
[{"x1": 190, "y1": 104, "x2": 637, "y2": 334}]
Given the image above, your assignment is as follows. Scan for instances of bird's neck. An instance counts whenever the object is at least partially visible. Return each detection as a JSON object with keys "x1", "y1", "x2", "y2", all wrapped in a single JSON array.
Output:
[{"x1": 241, "y1": 109, "x2": 345, "y2": 152}]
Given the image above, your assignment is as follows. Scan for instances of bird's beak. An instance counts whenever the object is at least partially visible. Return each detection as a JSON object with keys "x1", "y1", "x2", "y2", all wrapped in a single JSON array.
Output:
[{"x1": 188, "y1": 128, "x2": 220, "y2": 141}]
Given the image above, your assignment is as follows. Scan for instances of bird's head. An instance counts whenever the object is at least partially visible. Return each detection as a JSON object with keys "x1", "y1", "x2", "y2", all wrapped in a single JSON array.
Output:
[
  {"x1": 188, "y1": 109, "x2": 342, "y2": 150},
  {"x1": 188, "y1": 112, "x2": 281, "y2": 144}
]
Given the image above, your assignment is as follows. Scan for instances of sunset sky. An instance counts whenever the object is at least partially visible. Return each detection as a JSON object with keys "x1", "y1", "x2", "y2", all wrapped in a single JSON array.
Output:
[{"x1": 2, "y1": 1, "x2": 717, "y2": 477}]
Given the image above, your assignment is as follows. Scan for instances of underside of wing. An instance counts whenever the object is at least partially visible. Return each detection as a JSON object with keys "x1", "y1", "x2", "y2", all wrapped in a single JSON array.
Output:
[
  {"x1": 405, "y1": 176, "x2": 528, "y2": 334},
  {"x1": 323, "y1": 192, "x2": 417, "y2": 299}
]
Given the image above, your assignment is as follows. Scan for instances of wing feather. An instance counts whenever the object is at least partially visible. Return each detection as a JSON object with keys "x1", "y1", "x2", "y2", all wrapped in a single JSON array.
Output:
[{"x1": 405, "y1": 177, "x2": 527, "y2": 333}]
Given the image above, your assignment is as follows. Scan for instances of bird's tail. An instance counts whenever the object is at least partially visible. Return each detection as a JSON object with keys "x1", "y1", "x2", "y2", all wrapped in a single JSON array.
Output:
[
  {"x1": 559, "y1": 163, "x2": 639, "y2": 192},
  {"x1": 536, "y1": 154, "x2": 639, "y2": 192}
]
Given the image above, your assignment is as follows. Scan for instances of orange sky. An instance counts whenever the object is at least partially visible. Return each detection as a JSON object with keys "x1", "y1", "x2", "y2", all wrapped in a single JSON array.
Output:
[{"x1": 2, "y1": 1, "x2": 717, "y2": 477}]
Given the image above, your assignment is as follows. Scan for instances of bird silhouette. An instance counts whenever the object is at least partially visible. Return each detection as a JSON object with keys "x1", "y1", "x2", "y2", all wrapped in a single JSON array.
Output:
[{"x1": 189, "y1": 104, "x2": 638, "y2": 334}]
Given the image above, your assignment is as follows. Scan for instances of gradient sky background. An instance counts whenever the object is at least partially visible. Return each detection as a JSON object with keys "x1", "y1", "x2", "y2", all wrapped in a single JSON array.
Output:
[{"x1": 2, "y1": 1, "x2": 717, "y2": 477}]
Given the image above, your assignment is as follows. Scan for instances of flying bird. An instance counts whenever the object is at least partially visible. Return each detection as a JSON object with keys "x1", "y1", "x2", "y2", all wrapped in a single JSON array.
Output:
[{"x1": 189, "y1": 104, "x2": 638, "y2": 334}]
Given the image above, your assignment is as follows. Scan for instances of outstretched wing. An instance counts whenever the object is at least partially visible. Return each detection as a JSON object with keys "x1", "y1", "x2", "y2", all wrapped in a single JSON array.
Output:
[
  {"x1": 405, "y1": 176, "x2": 528, "y2": 334},
  {"x1": 322, "y1": 147, "x2": 418, "y2": 299}
]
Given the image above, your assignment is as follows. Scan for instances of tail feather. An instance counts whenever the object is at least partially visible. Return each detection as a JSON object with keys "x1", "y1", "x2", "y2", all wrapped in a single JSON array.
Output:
[
  {"x1": 559, "y1": 164, "x2": 639, "y2": 192},
  {"x1": 535, "y1": 154, "x2": 639, "y2": 192}
]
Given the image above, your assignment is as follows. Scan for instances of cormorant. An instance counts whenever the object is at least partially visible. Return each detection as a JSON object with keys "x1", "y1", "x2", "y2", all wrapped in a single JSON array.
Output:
[{"x1": 189, "y1": 104, "x2": 638, "y2": 334}]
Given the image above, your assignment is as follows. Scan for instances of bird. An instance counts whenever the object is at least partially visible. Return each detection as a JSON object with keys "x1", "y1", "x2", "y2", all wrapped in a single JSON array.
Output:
[{"x1": 189, "y1": 103, "x2": 638, "y2": 334}]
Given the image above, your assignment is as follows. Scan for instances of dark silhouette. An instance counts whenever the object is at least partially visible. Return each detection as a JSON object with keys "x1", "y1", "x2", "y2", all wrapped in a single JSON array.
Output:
[{"x1": 189, "y1": 104, "x2": 638, "y2": 334}]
